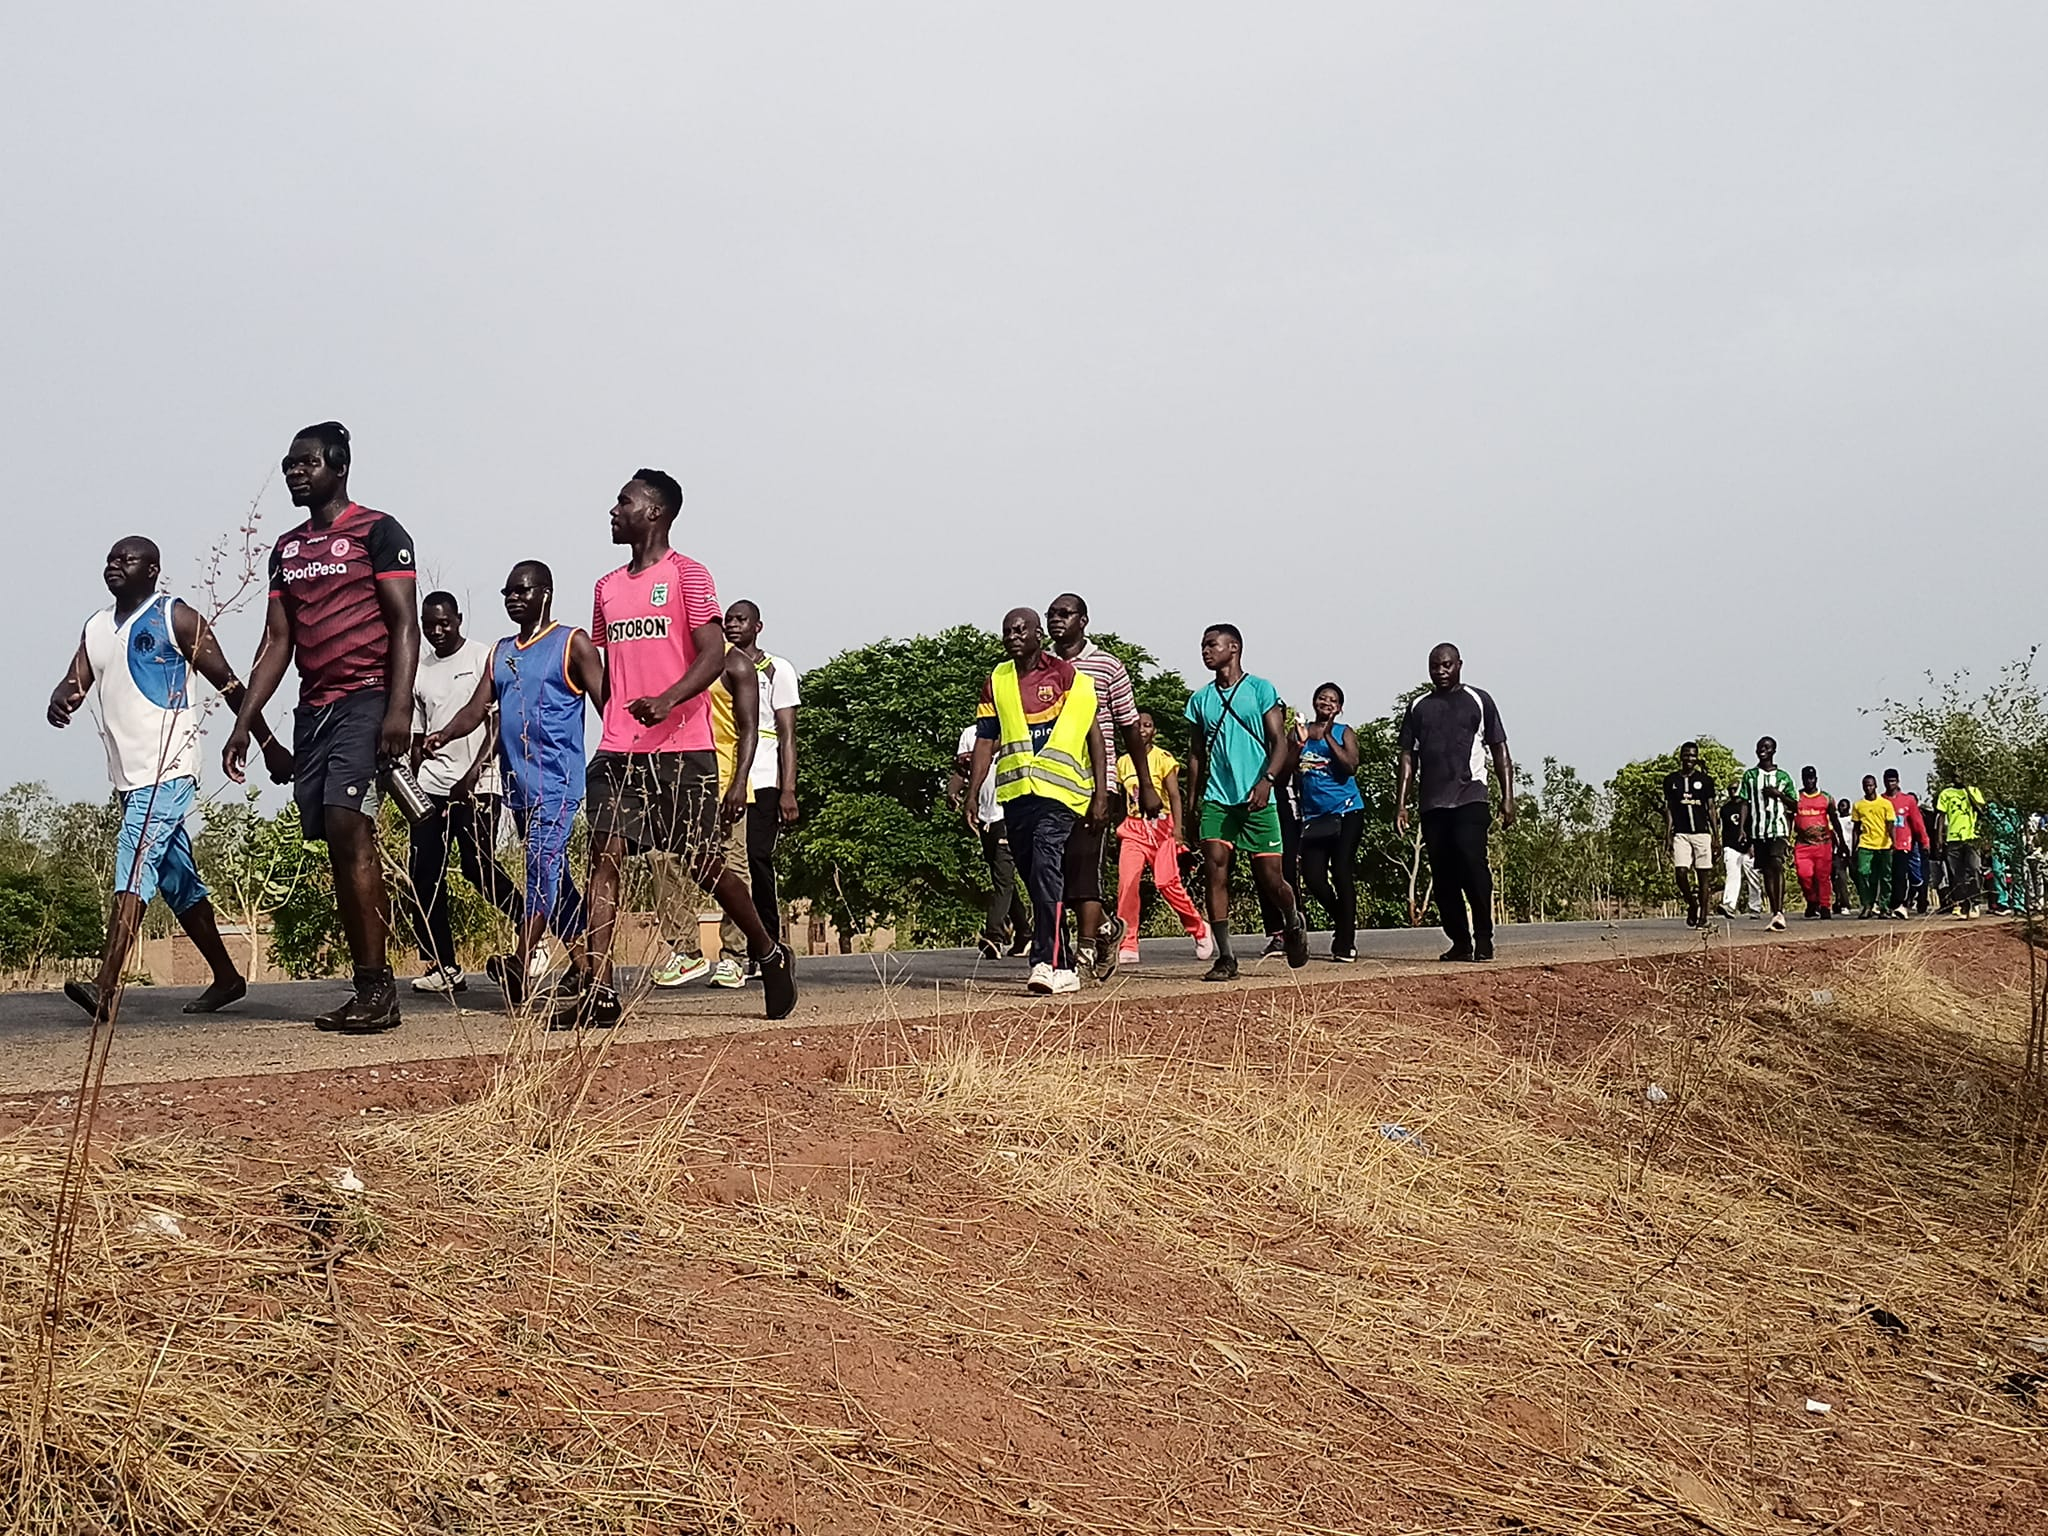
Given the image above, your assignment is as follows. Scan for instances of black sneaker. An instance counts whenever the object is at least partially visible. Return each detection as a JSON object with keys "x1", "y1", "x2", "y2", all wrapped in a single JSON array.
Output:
[
  {"x1": 1201, "y1": 956, "x2": 1239, "y2": 983},
  {"x1": 62, "y1": 979, "x2": 109, "y2": 1023},
  {"x1": 1092, "y1": 917, "x2": 1126, "y2": 981},
  {"x1": 484, "y1": 953, "x2": 527, "y2": 1008},
  {"x1": 1283, "y1": 914, "x2": 1309, "y2": 969},
  {"x1": 1473, "y1": 940, "x2": 1494, "y2": 962},
  {"x1": 1007, "y1": 931, "x2": 1033, "y2": 958},
  {"x1": 1261, "y1": 934, "x2": 1287, "y2": 960},
  {"x1": 759, "y1": 944, "x2": 797, "y2": 1020},
  {"x1": 182, "y1": 975, "x2": 248, "y2": 1014},
  {"x1": 1440, "y1": 944, "x2": 1474, "y2": 963},
  {"x1": 534, "y1": 965, "x2": 590, "y2": 1011},
  {"x1": 314, "y1": 971, "x2": 400, "y2": 1033},
  {"x1": 1330, "y1": 947, "x2": 1358, "y2": 964},
  {"x1": 976, "y1": 934, "x2": 1003, "y2": 960},
  {"x1": 549, "y1": 982, "x2": 622, "y2": 1031}
]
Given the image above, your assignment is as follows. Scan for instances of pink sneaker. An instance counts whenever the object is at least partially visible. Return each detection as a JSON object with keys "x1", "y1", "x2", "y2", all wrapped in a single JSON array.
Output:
[
  {"x1": 1193, "y1": 924, "x2": 1214, "y2": 961},
  {"x1": 1117, "y1": 949, "x2": 1141, "y2": 968}
]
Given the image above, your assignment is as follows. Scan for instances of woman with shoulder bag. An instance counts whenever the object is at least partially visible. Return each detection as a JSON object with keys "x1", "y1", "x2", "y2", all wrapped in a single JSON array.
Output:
[{"x1": 1292, "y1": 682, "x2": 1365, "y2": 961}]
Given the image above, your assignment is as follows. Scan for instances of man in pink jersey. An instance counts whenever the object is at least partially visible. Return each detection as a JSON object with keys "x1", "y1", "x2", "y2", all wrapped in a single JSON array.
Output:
[{"x1": 579, "y1": 470, "x2": 797, "y2": 1024}]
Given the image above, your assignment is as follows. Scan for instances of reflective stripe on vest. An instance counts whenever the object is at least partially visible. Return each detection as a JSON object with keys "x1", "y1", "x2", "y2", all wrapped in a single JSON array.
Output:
[{"x1": 990, "y1": 661, "x2": 1098, "y2": 814}]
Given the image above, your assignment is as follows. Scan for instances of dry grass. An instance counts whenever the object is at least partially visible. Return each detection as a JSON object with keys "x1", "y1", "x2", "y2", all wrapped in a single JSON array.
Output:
[
  {"x1": 849, "y1": 935, "x2": 2048, "y2": 1532},
  {"x1": 2, "y1": 935, "x2": 2044, "y2": 1534}
]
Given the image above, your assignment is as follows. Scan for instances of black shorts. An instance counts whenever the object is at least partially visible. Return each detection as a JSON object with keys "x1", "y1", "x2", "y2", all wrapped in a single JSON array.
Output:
[
  {"x1": 1751, "y1": 836, "x2": 1788, "y2": 874},
  {"x1": 1063, "y1": 819, "x2": 1108, "y2": 905},
  {"x1": 587, "y1": 751, "x2": 720, "y2": 862},
  {"x1": 294, "y1": 690, "x2": 384, "y2": 841}
]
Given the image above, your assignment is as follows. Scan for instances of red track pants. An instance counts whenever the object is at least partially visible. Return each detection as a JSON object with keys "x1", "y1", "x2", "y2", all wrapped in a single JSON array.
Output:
[{"x1": 1794, "y1": 840, "x2": 1834, "y2": 912}]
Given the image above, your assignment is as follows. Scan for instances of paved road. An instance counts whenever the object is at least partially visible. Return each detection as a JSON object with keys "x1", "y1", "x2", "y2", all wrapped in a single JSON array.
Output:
[{"x1": 0, "y1": 914, "x2": 1869, "y2": 1093}]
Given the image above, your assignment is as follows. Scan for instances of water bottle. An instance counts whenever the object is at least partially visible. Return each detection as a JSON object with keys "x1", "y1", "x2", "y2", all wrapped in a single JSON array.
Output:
[{"x1": 381, "y1": 758, "x2": 435, "y2": 825}]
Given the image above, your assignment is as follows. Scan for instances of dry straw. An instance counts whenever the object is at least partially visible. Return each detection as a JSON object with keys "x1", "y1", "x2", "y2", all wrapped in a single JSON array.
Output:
[{"x1": 3, "y1": 934, "x2": 2043, "y2": 1533}]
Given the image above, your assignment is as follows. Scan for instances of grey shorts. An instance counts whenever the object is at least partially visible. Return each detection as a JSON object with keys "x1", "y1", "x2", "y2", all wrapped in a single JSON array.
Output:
[
  {"x1": 293, "y1": 690, "x2": 384, "y2": 841},
  {"x1": 587, "y1": 751, "x2": 721, "y2": 863}
]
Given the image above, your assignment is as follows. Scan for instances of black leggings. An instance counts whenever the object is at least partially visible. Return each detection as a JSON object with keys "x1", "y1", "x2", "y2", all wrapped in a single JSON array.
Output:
[
  {"x1": 408, "y1": 794, "x2": 523, "y2": 970},
  {"x1": 746, "y1": 787, "x2": 785, "y2": 945},
  {"x1": 1299, "y1": 809, "x2": 1364, "y2": 950},
  {"x1": 1422, "y1": 802, "x2": 1493, "y2": 949}
]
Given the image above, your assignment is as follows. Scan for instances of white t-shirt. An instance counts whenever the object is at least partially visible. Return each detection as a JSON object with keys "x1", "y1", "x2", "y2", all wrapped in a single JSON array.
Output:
[
  {"x1": 747, "y1": 653, "x2": 802, "y2": 794},
  {"x1": 957, "y1": 723, "x2": 1000, "y2": 825},
  {"x1": 412, "y1": 639, "x2": 500, "y2": 798}
]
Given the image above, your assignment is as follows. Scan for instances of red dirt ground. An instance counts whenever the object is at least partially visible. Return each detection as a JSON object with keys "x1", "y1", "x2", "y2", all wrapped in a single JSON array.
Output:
[{"x1": 8, "y1": 927, "x2": 2044, "y2": 1535}]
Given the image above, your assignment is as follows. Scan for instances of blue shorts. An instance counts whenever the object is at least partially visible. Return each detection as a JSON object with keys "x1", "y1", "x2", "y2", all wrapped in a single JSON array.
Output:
[
  {"x1": 514, "y1": 800, "x2": 585, "y2": 940},
  {"x1": 114, "y1": 777, "x2": 207, "y2": 913}
]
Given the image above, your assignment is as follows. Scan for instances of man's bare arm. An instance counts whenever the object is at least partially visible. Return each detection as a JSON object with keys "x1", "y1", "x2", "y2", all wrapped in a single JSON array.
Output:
[{"x1": 46, "y1": 632, "x2": 92, "y2": 728}]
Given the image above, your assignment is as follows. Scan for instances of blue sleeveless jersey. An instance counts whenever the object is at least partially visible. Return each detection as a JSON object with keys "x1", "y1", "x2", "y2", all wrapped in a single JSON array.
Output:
[{"x1": 493, "y1": 624, "x2": 587, "y2": 811}]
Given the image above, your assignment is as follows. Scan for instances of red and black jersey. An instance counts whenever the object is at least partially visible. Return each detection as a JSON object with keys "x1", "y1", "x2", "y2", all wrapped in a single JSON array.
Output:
[{"x1": 268, "y1": 504, "x2": 417, "y2": 706}]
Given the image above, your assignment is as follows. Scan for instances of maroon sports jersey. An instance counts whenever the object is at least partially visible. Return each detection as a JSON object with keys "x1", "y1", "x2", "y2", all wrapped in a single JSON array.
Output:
[{"x1": 268, "y1": 504, "x2": 417, "y2": 706}]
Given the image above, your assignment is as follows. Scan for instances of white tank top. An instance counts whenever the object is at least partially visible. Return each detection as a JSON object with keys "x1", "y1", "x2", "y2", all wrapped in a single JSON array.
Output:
[{"x1": 83, "y1": 594, "x2": 204, "y2": 791}]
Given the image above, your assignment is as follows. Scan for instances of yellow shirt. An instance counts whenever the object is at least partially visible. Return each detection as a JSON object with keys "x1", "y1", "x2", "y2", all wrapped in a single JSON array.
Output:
[
  {"x1": 1851, "y1": 796, "x2": 1895, "y2": 851},
  {"x1": 709, "y1": 644, "x2": 738, "y2": 790},
  {"x1": 1115, "y1": 750, "x2": 1177, "y2": 820}
]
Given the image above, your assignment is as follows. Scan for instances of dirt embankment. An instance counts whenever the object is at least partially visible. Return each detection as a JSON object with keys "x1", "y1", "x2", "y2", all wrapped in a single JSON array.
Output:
[{"x1": 4, "y1": 928, "x2": 2043, "y2": 1535}]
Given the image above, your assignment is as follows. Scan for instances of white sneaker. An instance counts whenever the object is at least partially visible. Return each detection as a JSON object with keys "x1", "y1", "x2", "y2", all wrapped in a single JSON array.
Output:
[
  {"x1": 526, "y1": 942, "x2": 553, "y2": 982},
  {"x1": 1193, "y1": 923, "x2": 1215, "y2": 961},
  {"x1": 1891, "y1": 906, "x2": 1910, "y2": 920},
  {"x1": 1048, "y1": 968, "x2": 1082, "y2": 995},
  {"x1": 708, "y1": 959, "x2": 746, "y2": 989},
  {"x1": 410, "y1": 965, "x2": 466, "y2": 994},
  {"x1": 1027, "y1": 963, "x2": 1054, "y2": 995},
  {"x1": 1117, "y1": 949, "x2": 1141, "y2": 969},
  {"x1": 1768, "y1": 913, "x2": 1787, "y2": 932},
  {"x1": 650, "y1": 949, "x2": 711, "y2": 988}
]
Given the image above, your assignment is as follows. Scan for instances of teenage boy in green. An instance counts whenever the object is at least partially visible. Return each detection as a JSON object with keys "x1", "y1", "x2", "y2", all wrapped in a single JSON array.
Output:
[{"x1": 1185, "y1": 624, "x2": 1307, "y2": 982}]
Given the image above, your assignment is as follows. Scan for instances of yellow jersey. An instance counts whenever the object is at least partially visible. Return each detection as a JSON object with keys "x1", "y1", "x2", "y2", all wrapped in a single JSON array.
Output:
[
  {"x1": 1850, "y1": 796, "x2": 1895, "y2": 851},
  {"x1": 1115, "y1": 749, "x2": 1177, "y2": 820}
]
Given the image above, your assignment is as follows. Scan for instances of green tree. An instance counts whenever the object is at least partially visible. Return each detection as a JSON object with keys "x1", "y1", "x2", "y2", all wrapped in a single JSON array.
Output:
[
  {"x1": 1604, "y1": 737, "x2": 1744, "y2": 910},
  {"x1": 783, "y1": 626, "x2": 1193, "y2": 947},
  {"x1": 0, "y1": 783, "x2": 111, "y2": 969},
  {"x1": 1497, "y1": 757, "x2": 1609, "y2": 922},
  {"x1": 1882, "y1": 650, "x2": 2048, "y2": 810}
]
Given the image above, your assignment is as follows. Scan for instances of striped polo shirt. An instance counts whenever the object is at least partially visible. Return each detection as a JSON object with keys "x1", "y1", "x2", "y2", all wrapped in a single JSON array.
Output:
[
  {"x1": 1740, "y1": 764, "x2": 1797, "y2": 840},
  {"x1": 1067, "y1": 641, "x2": 1139, "y2": 758}
]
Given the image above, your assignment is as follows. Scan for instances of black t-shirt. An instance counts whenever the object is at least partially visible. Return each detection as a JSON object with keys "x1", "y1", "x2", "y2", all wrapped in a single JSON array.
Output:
[
  {"x1": 1400, "y1": 685, "x2": 1506, "y2": 813},
  {"x1": 1663, "y1": 770, "x2": 1715, "y2": 835},
  {"x1": 1719, "y1": 800, "x2": 1748, "y2": 850}
]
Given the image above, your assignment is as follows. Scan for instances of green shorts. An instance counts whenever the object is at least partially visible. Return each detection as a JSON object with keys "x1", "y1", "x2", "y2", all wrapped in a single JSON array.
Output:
[{"x1": 1199, "y1": 800, "x2": 1284, "y2": 856}]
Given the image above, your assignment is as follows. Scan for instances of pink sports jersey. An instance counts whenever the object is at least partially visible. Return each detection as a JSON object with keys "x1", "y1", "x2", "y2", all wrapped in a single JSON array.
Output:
[{"x1": 591, "y1": 550, "x2": 722, "y2": 753}]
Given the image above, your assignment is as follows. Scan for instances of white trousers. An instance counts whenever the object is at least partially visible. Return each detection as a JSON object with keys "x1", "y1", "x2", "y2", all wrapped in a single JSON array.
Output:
[{"x1": 1722, "y1": 847, "x2": 1763, "y2": 911}]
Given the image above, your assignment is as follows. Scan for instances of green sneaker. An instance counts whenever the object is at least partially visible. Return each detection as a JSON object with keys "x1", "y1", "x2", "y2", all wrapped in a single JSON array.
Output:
[{"x1": 650, "y1": 949, "x2": 711, "y2": 989}]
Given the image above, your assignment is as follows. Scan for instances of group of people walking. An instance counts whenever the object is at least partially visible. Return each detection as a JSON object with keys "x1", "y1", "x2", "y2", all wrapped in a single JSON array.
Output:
[
  {"x1": 46, "y1": 420, "x2": 2024, "y2": 1033},
  {"x1": 951, "y1": 614, "x2": 1518, "y2": 990},
  {"x1": 49, "y1": 423, "x2": 801, "y2": 1034},
  {"x1": 1664, "y1": 738, "x2": 2002, "y2": 926}
]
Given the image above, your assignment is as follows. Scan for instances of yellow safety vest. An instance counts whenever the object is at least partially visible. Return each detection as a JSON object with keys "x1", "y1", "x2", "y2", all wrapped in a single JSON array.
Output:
[{"x1": 991, "y1": 661, "x2": 1098, "y2": 815}]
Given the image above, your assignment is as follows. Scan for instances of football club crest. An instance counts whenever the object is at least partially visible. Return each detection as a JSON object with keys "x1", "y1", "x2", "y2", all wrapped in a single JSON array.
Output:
[
  {"x1": 283, "y1": 541, "x2": 301, "y2": 558},
  {"x1": 650, "y1": 583, "x2": 669, "y2": 607},
  {"x1": 331, "y1": 537, "x2": 352, "y2": 558}
]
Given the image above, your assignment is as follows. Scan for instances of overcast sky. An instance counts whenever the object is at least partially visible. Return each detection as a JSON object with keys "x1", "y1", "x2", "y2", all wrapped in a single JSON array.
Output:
[{"x1": 6, "y1": 3, "x2": 2041, "y2": 807}]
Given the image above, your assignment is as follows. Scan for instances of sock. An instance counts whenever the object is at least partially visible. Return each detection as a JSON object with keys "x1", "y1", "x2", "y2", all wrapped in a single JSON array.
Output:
[{"x1": 1212, "y1": 921, "x2": 1234, "y2": 961}]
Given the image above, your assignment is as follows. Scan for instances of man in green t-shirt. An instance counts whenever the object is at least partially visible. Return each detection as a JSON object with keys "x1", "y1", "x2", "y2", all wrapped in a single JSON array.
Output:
[
  {"x1": 1738, "y1": 736, "x2": 1798, "y2": 932},
  {"x1": 1185, "y1": 623, "x2": 1307, "y2": 983},
  {"x1": 1936, "y1": 783, "x2": 1986, "y2": 917}
]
